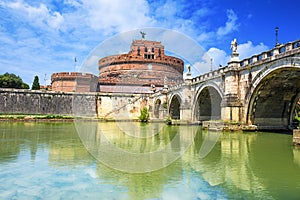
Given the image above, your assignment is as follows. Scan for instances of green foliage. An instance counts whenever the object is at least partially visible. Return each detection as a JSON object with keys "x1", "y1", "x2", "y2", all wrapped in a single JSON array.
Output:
[
  {"x1": 162, "y1": 102, "x2": 167, "y2": 109},
  {"x1": 296, "y1": 101, "x2": 300, "y2": 128},
  {"x1": 31, "y1": 75, "x2": 40, "y2": 90},
  {"x1": 0, "y1": 114, "x2": 74, "y2": 120},
  {"x1": 138, "y1": 107, "x2": 149, "y2": 123},
  {"x1": 0, "y1": 72, "x2": 29, "y2": 89},
  {"x1": 165, "y1": 115, "x2": 172, "y2": 125},
  {"x1": 296, "y1": 116, "x2": 300, "y2": 123}
]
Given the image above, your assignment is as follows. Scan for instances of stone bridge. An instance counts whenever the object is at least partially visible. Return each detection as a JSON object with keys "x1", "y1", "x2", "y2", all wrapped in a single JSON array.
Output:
[{"x1": 151, "y1": 39, "x2": 300, "y2": 130}]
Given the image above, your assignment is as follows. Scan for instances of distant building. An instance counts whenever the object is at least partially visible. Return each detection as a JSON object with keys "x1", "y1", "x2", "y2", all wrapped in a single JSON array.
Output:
[
  {"x1": 40, "y1": 85, "x2": 52, "y2": 90},
  {"x1": 51, "y1": 37, "x2": 184, "y2": 93},
  {"x1": 51, "y1": 72, "x2": 98, "y2": 92}
]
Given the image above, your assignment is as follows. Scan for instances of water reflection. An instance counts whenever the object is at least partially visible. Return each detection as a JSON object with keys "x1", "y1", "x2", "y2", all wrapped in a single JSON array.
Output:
[
  {"x1": 185, "y1": 130, "x2": 272, "y2": 199},
  {"x1": 1, "y1": 122, "x2": 300, "y2": 199},
  {"x1": 75, "y1": 121, "x2": 197, "y2": 173},
  {"x1": 0, "y1": 122, "x2": 41, "y2": 162},
  {"x1": 293, "y1": 146, "x2": 300, "y2": 167}
]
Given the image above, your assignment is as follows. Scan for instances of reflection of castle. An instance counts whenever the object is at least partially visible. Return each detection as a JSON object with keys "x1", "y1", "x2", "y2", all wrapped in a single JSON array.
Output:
[{"x1": 51, "y1": 36, "x2": 184, "y2": 93}]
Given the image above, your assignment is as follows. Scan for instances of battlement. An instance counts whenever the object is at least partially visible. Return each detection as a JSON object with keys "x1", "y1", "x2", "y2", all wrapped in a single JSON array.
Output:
[
  {"x1": 51, "y1": 72, "x2": 98, "y2": 92},
  {"x1": 51, "y1": 72, "x2": 98, "y2": 81}
]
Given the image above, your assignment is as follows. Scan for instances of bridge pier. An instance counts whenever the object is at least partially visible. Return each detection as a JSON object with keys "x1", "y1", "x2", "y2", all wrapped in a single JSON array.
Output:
[
  {"x1": 220, "y1": 59, "x2": 243, "y2": 123},
  {"x1": 180, "y1": 106, "x2": 193, "y2": 122},
  {"x1": 221, "y1": 94, "x2": 243, "y2": 122}
]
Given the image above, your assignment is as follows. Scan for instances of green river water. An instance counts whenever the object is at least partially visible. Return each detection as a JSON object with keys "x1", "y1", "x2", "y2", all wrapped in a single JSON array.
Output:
[{"x1": 0, "y1": 122, "x2": 299, "y2": 199}]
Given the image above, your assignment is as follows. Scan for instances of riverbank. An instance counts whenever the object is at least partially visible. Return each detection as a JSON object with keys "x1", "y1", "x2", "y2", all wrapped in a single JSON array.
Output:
[
  {"x1": 0, "y1": 114, "x2": 74, "y2": 122},
  {"x1": 202, "y1": 120, "x2": 258, "y2": 131}
]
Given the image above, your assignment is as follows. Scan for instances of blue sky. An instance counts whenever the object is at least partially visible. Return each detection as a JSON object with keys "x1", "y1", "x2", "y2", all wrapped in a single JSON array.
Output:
[{"x1": 0, "y1": 0, "x2": 299, "y2": 86}]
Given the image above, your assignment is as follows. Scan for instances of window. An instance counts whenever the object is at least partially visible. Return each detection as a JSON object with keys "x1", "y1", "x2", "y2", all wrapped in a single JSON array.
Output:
[
  {"x1": 137, "y1": 47, "x2": 140, "y2": 56},
  {"x1": 258, "y1": 54, "x2": 263, "y2": 61},
  {"x1": 152, "y1": 47, "x2": 154, "y2": 53},
  {"x1": 241, "y1": 61, "x2": 245, "y2": 66},
  {"x1": 267, "y1": 51, "x2": 273, "y2": 57},
  {"x1": 293, "y1": 42, "x2": 300, "y2": 49},
  {"x1": 145, "y1": 47, "x2": 148, "y2": 52},
  {"x1": 249, "y1": 58, "x2": 253, "y2": 64},
  {"x1": 144, "y1": 54, "x2": 154, "y2": 59},
  {"x1": 279, "y1": 46, "x2": 286, "y2": 53}
]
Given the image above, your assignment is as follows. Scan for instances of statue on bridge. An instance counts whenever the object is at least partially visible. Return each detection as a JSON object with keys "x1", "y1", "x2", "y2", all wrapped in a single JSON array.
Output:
[
  {"x1": 229, "y1": 38, "x2": 240, "y2": 62},
  {"x1": 230, "y1": 38, "x2": 238, "y2": 54}
]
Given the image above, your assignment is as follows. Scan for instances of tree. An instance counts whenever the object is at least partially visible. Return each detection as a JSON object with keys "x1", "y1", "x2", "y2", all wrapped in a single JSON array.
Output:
[
  {"x1": 31, "y1": 75, "x2": 40, "y2": 90},
  {"x1": 0, "y1": 72, "x2": 29, "y2": 89}
]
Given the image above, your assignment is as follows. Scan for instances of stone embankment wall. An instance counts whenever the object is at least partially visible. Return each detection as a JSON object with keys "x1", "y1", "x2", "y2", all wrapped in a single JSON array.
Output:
[
  {"x1": 0, "y1": 89, "x2": 148, "y2": 119},
  {"x1": 0, "y1": 89, "x2": 97, "y2": 116}
]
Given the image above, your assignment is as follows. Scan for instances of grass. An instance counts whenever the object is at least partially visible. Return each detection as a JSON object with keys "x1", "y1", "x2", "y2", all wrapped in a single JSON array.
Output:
[{"x1": 0, "y1": 114, "x2": 74, "y2": 120}]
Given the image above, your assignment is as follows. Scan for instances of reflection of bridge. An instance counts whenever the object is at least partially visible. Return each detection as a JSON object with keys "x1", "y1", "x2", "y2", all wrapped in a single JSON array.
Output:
[{"x1": 152, "y1": 39, "x2": 300, "y2": 130}]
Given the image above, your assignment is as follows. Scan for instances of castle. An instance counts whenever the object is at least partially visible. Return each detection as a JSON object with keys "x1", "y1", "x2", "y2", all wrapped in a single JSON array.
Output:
[{"x1": 51, "y1": 35, "x2": 184, "y2": 93}]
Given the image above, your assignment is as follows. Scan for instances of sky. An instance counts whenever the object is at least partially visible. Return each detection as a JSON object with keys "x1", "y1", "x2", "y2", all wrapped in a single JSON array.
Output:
[{"x1": 0, "y1": 0, "x2": 299, "y2": 86}]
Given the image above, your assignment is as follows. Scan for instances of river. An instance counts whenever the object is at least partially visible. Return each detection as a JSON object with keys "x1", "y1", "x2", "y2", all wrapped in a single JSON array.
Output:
[{"x1": 0, "y1": 122, "x2": 299, "y2": 199}]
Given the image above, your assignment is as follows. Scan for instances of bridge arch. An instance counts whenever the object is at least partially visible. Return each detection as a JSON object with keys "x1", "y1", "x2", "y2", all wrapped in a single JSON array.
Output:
[
  {"x1": 154, "y1": 98, "x2": 161, "y2": 118},
  {"x1": 168, "y1": 93, "x2": 182, "y2": 120},
  {"x1": 246, "y1": 63, "x2": 300, "y2": 130},
  {"x1": 192, "y1": 82, "x2": 223, "y2": 122}
]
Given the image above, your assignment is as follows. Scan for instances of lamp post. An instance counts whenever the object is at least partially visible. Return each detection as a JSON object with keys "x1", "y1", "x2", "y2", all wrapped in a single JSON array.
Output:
[{"x1": 275, "y1": 27, "x2": 279, "y2": 47}]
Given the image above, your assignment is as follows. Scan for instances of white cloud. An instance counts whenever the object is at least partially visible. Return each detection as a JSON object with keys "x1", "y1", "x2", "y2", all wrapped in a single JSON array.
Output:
[
  {"x1": 2, "y1": 1, "x2": 64, "y2": 30},
  {"x1": 217, "y1": 9, "x2": 239, "y2": 36},
  {"x1": 207, "y1": 47, "x2": 230, "y2": 67},
  {"x1": 64, "y1": 0, "x2": 82, "y2": 7},
  {"x1": 81, "y1": 0, "x2": 153, "y2": 34},
  {"x1": 191, "y1": 49, "x2": 227, "y2": 76},
  {"x1": 238, "y1": 41, "x2": 269, "y2": 60},
  {"x1": 48, "y1": 11, "x2": 64, "y2": 30},
  {"x1": 191, "y1": 41, "x2": 269, "y2": 76}
]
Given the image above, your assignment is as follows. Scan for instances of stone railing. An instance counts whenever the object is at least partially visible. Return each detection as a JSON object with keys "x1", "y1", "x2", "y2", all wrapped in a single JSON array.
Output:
[
  {"x1": 239, "y1": 39, "x2": 300, "y2": 69},
  {"x1": 189, "y1": 38, "x2": 300, "y2": 85}
]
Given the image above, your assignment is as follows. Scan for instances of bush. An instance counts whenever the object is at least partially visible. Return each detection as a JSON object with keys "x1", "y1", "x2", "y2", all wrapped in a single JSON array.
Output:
[
  {"x1": 296, "y1": 115, "x2": 300, "y2": 128},
  {"x1": 165, "y1": 115, "x2": 172, "y2": 125},
  {"x1": 138, "y1": 107, "x2": 149, "y2": 123}
]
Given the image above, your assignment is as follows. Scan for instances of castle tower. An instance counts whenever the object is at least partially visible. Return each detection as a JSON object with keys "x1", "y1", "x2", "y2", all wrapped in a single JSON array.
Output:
[{"x1": 98, "y1": 38, "x2": 184, "y2": 93}]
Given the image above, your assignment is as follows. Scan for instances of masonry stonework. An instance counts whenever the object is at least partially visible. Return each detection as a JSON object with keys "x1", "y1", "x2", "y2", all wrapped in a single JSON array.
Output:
[
  {"x1": 98, "y1": 39, "x2": 184, "y2": 93},
  {"x1": 51, "y1": 72, "x2": 99, "y2": 93}
]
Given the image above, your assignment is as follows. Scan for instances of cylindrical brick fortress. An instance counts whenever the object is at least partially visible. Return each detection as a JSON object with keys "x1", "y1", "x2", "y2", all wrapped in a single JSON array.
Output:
[{"x1": 98, "y1": 39, "x2": 184, "y2": 93}]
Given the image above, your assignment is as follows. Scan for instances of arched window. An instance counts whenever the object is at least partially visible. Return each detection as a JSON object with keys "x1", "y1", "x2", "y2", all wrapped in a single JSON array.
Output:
[{"x1": 137, "y1": 47, "x2": 140, "y2": 56}]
